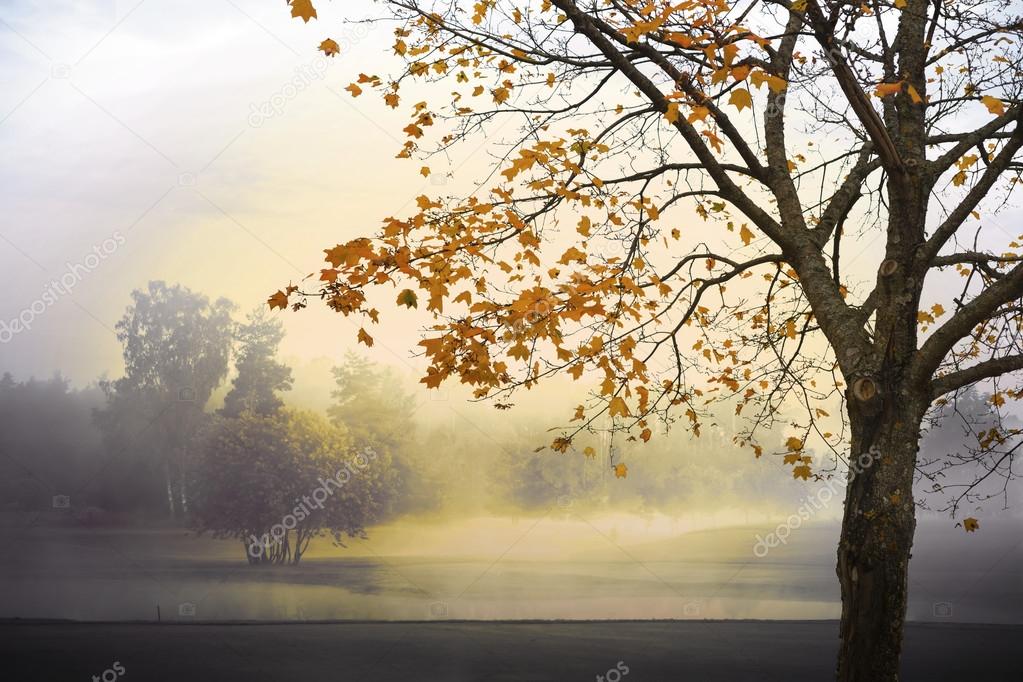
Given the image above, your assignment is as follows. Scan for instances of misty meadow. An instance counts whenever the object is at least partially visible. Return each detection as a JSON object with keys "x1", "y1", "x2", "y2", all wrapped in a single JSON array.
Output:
[{"x1": 4, "y1": 0, "x2": 1023, "y2": 680}]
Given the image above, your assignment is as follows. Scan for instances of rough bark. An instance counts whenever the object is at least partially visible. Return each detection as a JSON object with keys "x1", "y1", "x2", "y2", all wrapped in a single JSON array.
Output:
[
  {"x1": 835, "y1": 123, "x2": 929, "y2": 679},
  {"x1": 836, "y1": 400, "x2": 923, "y2": 681}
]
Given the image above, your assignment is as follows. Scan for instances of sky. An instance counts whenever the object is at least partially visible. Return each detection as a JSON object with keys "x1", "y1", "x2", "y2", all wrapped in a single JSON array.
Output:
[
  {"x1": 0, "y1": 0, "x2": 468, "y2": 385},
  {"x1": 4, "y1": 0, "x2": 1022, "y2": 393}
]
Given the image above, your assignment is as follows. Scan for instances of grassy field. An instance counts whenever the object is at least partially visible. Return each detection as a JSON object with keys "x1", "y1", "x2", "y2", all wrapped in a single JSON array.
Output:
[{"x1": 1, "y1": 520, "x2": 1019, "y2": 623}]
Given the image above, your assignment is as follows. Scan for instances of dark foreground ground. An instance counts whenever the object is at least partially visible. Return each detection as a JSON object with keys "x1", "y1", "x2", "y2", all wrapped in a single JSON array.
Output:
[{"x1": 3, "y1": 620, "x2": 1019, "y2": 681}]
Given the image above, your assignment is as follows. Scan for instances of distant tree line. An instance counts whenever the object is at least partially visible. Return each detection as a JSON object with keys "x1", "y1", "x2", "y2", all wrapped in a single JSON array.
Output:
[
  {"x1": 0, "y1": 281, "x2": 431, "y2": 564},
  {"x1": 0, "y1": 281, "x2": 1010, "y2": 565}
]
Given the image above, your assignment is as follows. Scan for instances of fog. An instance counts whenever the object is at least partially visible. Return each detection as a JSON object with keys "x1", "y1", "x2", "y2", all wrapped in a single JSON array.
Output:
[
  {"x1": 1, "y1": 357, "x2": 1020, "y2": 625},
  {"x1": 1, "y1": 0, "x2": 1020, "y2": 631}
]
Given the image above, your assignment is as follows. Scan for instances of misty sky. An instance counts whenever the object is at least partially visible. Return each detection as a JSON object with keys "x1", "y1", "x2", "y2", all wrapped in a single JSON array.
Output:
[
  {"x1": 3, "y1": 0, "x2": 1023, "y2": 397},
  {"x1": 0, "y1": 0, "x2": 473, "y2": 384}
]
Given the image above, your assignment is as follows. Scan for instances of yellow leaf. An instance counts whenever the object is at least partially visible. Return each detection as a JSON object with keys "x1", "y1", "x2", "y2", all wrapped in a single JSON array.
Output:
[
  {"x1": 687, "y1": 106, "x2": 710, "y2": 123},
  {"x1": 729, "y1": 88, "x2": 753, "y2": 111},
  {"x1": 608, "y1": 396, "x2": 630, "y2": 417},
  {"x1": 396, "y1": 289, "x2": 418, "y2": 308},
  {"x1": 792, "y1": 464, "x2": 812, "y2": 480},
  {"x1": 492, "y1": 86, "x2": 510, "y2": 104},
  {"x1": 785, "y1": 436, "x2": 803, "y2": 452},
  {"x1": 731, "y1": 65, "x2": 752, "y2": 82},
  {"x1": 319, "y1": 39, "x2": 340, "y2": 57},
  {"x1": 875, "y1": 81, "x2": 903, "y2": 98},
  {"x1": 289, "y1": 0, "x2": 317, "y2": 23},
  {"x1": 906, "y1": 84, "x2": 923, "y2": 104},
  {"x1": 583, "y1": 446, "x2": 596, "y2": 458},
  {"x1": 577, "y1": 216, "x2": 592, "y2": 237},
  {"x1": 508, "y1": 342, "x2": 529, "y2": 361},
  {"x1": 613, "y1": 463, "x2": 628, "y2": 478},
  {"x1": 420, "y1": 166, "x2": 431, "y2": 177},
  {"x1": 739, "y1": 224, "x2": 754, "y2": 246},
  {"x1": 981, "y1": 95, "x2": 1006, "y2": 116},
  {"x1": 357, "y1": 327, "x2": 374, "y2": 347},
  {"x1": 345, "y1": 83, "x2": 363, "y2": 97},
  {"x1": 664, "y1": 102, "x2": 680, "y2": 124},
  {"x1": 558, "y1": 246, "x2": 587, "y2": 265},
  {"x1": 267, "y1": 290, "x2": 289, "y2": 310},
  {"x1": 963, "y1": 517, "x2": 979, "y2": 532}
]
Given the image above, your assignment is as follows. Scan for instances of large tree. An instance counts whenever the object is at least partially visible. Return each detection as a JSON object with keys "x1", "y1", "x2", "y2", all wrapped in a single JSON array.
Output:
[
  {"x1": 273, "y1": 1, "x2": 1023, "y2": 679},
  {"x1": 221, "y1": 307, "x2": 294, "y2": 418},
  {"x1": 190, "y1": 410, "x2": 389, "y2": 564},
  {"x1": 98, "y1": 281, "x2": 234, "y2": 519}
]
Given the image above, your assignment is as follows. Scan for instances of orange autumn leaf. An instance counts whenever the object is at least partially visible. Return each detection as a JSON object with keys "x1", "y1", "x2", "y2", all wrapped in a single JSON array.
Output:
[
  {"x1": 357, "y1": 327, "x2": 374, "y2": 347},
  {"x1": 729, "y1": 88, "x2": 753, "y2": 111},
  {"x1": 875, "y1": 81, "x2": 903, "y2": 98},
  {"x1": 319, "y1": 39, "x2": 340, "y2": 57},
  {"x1": 608, "y1": 396, "x2": 630, "y2": 417},
  {"x1": 396, "y1": 289, "x2": 418, "y2": 308},
  {"x1": 981, "y1": 95, "x2": 1006, "y2": 116},
  {"x1": 267, "y1": 290, "x2": 289, "y2": 310},
  {"x1": 739, "y1": 224, "x2": 755, "y2": 246},
  {"x1": 289, "y1": 0, "x2": 317, "y2": 23}
]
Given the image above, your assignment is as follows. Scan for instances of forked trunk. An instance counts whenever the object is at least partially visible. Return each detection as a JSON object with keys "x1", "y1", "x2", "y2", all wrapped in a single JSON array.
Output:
[{"x1": 836, "y1": 392, "x2": 923, "y2": 681}]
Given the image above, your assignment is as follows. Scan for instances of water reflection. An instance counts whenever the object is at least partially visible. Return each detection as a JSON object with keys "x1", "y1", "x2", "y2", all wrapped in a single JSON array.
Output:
[{"x1": 0, "y1": 515, "x2": 1018, "y2": 624}]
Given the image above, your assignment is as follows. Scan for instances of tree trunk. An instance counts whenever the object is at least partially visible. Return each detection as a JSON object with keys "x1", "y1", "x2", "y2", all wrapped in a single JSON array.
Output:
[
  {"x1": 836, "y1": 393, "x2": 923, "y2": 681},
  {"x1": 164, "y1": 461, "x2": 177, "y2": 520}
]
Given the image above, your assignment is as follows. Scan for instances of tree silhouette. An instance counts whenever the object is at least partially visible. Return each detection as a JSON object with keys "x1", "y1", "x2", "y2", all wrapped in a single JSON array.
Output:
[
  {"x1": 221, "y1": 308, "x2": 293, "y2": 419},
  {"x1": 98, "y1": 281, "x2": 233, "y2": 519}
]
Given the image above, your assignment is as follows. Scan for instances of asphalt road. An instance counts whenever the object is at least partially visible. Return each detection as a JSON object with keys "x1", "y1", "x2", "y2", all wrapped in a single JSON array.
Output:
[{"x1": 4, "y1": 620, "x2": 1019, "y2": 681}]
